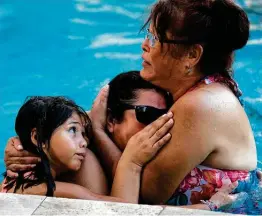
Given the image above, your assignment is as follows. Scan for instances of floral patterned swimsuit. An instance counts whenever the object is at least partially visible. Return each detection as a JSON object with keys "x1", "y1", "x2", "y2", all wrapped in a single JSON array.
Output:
[
  {"x1": 167, "y1": 165, "x2": 252, "y2": 205},
  {"x1": 166, "y1": 74, "x2": 257, "y2": 207}
]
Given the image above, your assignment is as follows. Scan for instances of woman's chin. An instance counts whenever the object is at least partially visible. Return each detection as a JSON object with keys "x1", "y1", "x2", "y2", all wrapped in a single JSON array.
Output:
[{"x1": 140, "y1": 68, "x2": 155, "y2": 81}]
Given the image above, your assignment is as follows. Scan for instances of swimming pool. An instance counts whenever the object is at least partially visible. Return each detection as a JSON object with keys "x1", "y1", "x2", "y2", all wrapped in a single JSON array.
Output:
[{"x1": 0, "y1": 0, "x2": 261, "y2": 175}]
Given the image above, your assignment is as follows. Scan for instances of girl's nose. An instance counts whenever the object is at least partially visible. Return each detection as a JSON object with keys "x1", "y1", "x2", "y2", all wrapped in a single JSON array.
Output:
[{"x1": 80, "y1": 137, "x2": 88, "y2": 148}]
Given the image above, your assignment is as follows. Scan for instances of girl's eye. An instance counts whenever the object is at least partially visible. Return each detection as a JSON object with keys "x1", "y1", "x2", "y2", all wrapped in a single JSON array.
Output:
[{"x1": 69, "y1": 126, "x2": 77, "y2": 134}]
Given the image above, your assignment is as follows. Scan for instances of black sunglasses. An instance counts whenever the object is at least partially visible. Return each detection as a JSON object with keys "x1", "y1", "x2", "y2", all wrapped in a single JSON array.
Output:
[{"x1": 118, "y1": 103, "x2": 168, "y2": 125}]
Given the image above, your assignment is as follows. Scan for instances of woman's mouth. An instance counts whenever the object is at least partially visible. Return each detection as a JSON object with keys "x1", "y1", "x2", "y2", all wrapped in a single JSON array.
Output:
[{"x1": 142, "y1": 60, "x2": 151, "y2": 67}]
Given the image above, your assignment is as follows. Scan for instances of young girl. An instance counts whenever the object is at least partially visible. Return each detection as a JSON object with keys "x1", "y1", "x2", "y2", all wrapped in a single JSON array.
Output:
[{"x1": 1, "y1": 96, "x2": 173, "y2": 203}]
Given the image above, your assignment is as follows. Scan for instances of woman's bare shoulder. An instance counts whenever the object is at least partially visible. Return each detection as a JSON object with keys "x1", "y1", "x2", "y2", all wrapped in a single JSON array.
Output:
[{"x1": 172, "y1": 84, "x2": 241, "y2": 117}]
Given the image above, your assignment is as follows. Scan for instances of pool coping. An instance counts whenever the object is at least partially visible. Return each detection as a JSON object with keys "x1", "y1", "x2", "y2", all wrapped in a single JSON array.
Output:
[{"x1": 0, "y1": 193, "x2": 236, "y2": 215}]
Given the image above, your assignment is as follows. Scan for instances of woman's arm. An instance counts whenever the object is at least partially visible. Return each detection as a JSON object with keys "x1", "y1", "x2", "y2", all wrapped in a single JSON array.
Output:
[{"x1": 140, "y1": 94, "x2": 218, "y2": 204}]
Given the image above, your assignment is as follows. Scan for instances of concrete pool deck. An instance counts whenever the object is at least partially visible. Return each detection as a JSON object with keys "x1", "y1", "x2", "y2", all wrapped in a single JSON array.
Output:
[{"x1": 0, "y1": 193, "x2": 236, "y2": 215}]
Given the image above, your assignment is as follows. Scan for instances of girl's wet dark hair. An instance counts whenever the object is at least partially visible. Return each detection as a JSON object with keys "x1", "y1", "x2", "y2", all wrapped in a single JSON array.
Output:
[
  {"x1": 142, "y1": 0, "x2": 250, "y2": 97},
  {"x1": 4, "y1": 96, "x2": 92, "y2": 196},
  {"x1": 107, "y1": 71, "x2": 173, "y2": 122}
]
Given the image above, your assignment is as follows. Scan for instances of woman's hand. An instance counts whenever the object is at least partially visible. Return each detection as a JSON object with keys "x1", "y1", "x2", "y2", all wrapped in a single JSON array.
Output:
[
  {"x1": 4, "y1": 137, "x2": 40, "y2": 178},
  {"x1": 111, "y1": 112, "x2": 174, "y2": 203},
  {"x1": 121, "y1": 112, "x2": 174, "y2": 168},
  {"x1": 90, "y1": 85, "x2": 109, "y2": 131},
  {"x1": 204, "y1": 181, "x2": 239, "y2": 210}
]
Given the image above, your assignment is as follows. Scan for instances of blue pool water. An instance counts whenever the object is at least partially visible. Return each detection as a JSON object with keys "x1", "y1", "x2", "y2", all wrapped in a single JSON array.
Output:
[{"x1": 0, "y1": 0, "x2": 261, "y2": 176}]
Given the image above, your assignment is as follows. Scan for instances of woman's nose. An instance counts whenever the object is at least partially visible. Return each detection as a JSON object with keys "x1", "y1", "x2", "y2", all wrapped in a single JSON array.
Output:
[{"x1": 142, "y1": 38, "x2": 150, "y2": 52}]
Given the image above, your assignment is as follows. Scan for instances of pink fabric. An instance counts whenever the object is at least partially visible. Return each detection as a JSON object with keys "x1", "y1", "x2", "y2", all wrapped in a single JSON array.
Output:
[
  {"x1": 174, "y1": 165, "x2": 249, "y2": 205},
  {"x1": 187, "y1": 73, "x2": 242, "y2": 97}
]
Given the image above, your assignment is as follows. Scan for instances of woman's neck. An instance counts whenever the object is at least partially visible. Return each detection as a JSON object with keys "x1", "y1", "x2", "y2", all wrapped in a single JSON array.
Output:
[{"x1": 167, "y1": 75, "x2": 203, "y2": 101}]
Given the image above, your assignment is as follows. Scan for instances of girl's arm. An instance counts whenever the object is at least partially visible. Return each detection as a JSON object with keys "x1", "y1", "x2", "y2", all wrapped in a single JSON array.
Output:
[
  {"x1": 93, "y1": 129, "x2": 122, "y2": 182},
  {"x1": 90, "y1": 86, "x2": 122, "y2": 181}
]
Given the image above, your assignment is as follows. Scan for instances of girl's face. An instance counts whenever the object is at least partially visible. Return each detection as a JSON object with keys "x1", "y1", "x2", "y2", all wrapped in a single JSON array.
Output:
[{"x1": 46, "y1": 112, "x2": 89, "y2": 173}]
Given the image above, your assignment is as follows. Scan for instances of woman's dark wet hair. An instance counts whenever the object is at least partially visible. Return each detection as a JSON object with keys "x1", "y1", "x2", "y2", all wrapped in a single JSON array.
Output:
[
  {"x1": 142, "y1": 0, "x2": 250, "y2": 97},
  {"x1": 4, "y1": 96, "x2": 92, "y2": 196},
  {"x1": 107, "y1": 71, "x2": 174, "y2": 122}
]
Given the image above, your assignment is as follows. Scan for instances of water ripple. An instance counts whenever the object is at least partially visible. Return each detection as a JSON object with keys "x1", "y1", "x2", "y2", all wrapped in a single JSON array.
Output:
[
  {"x1": 75, "y1": 4, "x2": 142, "y2": 19},
  {"x1": 94, "y1": 52, "x2": 141, "y2": 60},
  {"x1": 88, "y1": 32, "x2": 143, "y2": 48}
]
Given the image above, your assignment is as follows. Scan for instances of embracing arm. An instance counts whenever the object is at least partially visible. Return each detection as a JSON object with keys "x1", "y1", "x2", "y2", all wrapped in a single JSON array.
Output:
[
  {"x1": 140, "y1": 95, "x2": 216, "y2": 204},
  {"x1": 93, "y1": 129, "x2": 122, "y2": 181},
  {"x1": 21, "y1": 181, "x2": 125, "y2": 202},
  {"x1": 90, "y1": 85, "x2": 122, "y2": 181},
  {"x1": 55, "y1": 182, "x2": 125, "y2": 202}
]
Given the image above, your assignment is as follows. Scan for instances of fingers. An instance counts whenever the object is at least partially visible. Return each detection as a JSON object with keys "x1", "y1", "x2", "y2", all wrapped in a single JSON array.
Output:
[
  {"x1": 91, "y1": 85, "x2": 109, "y2": 130},
  {"x1": 5, "y1": 156, "x2": 40, "y2": 167},
  {"x1": 153, "y1": 133, "x2": 172, "y2": 149},
  {"x1": 145, "y1": 112, "x2": 173, "y2": 138},
  {"x1": 228, "y1": 193, "x2": 242, "y2": 203},
  {"x1": 86, "y1": 110, "x2": 91, "y2": 118},
  {"x1": 4, "y1": 138, "x2": 34, "y2": 167},
  {"x1": 218, "y1": 181, "x2": 238, "y2": 194},
  {"x1": 150, "y1": 118, "x2": 174, "y2": 143},
  {"x1": 95, "y1": 85, "x2": 109, "y2": 105},
  {"x1": 5, "y1": 149, "x2": 37, "y2": 158},
  {"x1": 13, "y1": 137, "x2": 23, "y2": 151},
  {"x1": 6, "y1": 170, "x2": 19, "y2": 178},
  {"x1": 8, "y1": 164, "x2": 36, "y2": 172},
  {"x1": 100, "y1": 85, "x2": 109, "y2": 100}
]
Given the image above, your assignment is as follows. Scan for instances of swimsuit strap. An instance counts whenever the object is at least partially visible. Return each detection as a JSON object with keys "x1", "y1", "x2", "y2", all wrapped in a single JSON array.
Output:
[{"x1": 187, "y1": 73, "x2": 242, "y2": 98}]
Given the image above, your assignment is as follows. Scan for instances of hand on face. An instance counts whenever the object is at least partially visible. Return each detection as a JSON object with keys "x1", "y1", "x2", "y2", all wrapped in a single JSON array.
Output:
[
  {"x1": 120, "y1": 112, "x2": 174, "y2": 168},
  {"x1": 4, "y1": 137, "x2": 40, "y2": 178},
  {"x1": 90, "y1": 85, "x2": 109, "y2": 131}
]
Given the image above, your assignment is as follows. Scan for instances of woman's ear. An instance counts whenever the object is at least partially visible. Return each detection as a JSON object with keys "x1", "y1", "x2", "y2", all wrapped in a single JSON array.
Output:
[
  {"x1": 31, "y1": 128, "x2": 38, "y2": 145},
  {"x1": 188, "y1": 44, "x2": 203, "y2": 67}
]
